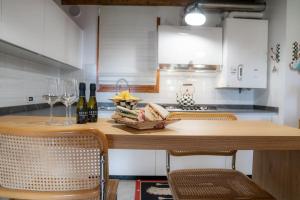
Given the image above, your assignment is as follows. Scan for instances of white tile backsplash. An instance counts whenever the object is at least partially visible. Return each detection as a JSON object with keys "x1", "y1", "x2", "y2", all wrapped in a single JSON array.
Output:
[
  {"x1": 0, "y1": 50, "x2": 254, "y2": 108},
  {"x1": 98, "y1": 71, "x2": 254, "y2": 105},
  {"x1": 0, "y1": 52, "x2": 60, "y2": 107}
]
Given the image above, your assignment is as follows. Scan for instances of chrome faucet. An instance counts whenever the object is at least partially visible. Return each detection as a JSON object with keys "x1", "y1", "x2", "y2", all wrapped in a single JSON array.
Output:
[{"x1": 115, "y1": 78, "x2": 129, "y2": 94}]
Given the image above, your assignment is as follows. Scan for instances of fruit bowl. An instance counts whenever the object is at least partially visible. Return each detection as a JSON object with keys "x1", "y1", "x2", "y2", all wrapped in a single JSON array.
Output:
[
  {"x1": 110, "y1": 90, "x2": 141, "y2": 110},
  {"x1": 110, "y1": 98, "x2": 141, "y2": 110}
]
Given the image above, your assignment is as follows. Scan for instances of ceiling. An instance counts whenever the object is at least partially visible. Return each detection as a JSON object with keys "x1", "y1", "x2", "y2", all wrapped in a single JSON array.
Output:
[{"x1": 61, "y1": 0, "x2": 265, "y2": 6}]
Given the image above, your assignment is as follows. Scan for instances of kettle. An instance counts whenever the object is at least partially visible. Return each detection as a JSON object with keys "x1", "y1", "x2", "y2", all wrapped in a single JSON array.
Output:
[{"x1": 176, "y1": 83, "x2": 195, "y2": 107}]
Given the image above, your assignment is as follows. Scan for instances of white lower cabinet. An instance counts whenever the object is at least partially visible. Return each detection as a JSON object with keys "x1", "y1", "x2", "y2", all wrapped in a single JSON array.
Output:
[
  {"x1": 100, "y1": 112, "x2": 157, "y2": 176},
  {"x1": 109, "y1": 149, "x2": 156, "y2": 176},
  {"x1": 155, "y1": 150, "x2": 228, "y2": 176},
  {"x1": 226, "y1": 150, "x2": 253, "y2": 175},
  {"x1": 155, "y1": 150, "x2": 254, "y2": 176}
]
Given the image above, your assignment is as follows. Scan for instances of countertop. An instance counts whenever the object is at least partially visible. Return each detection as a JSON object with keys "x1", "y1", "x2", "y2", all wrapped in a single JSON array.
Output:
[
  {"x1": 0, "y1": 116, "x2": 299, "y2": 150},
  {"x1": 12, "y1": 105, "x2": 278, "y2": 117}
]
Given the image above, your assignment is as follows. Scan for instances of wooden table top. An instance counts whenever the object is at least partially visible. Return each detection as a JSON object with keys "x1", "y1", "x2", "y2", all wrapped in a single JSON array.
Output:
[{"x1": 0, "y1": 115, "x2": 300, "y2": 150}]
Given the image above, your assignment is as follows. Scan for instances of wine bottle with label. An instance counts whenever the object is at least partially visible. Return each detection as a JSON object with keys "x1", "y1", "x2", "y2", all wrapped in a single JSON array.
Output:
[
  {"x1": 76, "y1": 82, "x2": 88, "y2": 124},
  {"x1": 88, "y1": 83, "x2": 98, "y2": 122}
]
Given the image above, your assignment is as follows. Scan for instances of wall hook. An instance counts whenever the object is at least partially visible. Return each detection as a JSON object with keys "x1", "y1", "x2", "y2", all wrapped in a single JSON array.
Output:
[
  {"x1": 289, "y1": 41, "x2": 300, "y2": 71},
  {"x1": 270, "y1": 43, "x2": 280, "y2": 72}
]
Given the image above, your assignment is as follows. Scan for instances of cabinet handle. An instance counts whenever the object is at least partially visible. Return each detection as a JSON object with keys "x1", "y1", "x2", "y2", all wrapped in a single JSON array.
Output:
[{"x1": 237, "y1": 65, "x2": 243, "y2": 81}]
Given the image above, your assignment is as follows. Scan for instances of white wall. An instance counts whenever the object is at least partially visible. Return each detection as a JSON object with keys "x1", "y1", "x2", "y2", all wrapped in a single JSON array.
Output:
[
  {"x1": 254, "y1": 0, "x2": 300, "y2": 127},
  {"x1": 0, "y1": 52, "x2": 60, "y2": 107},
  {"x1": 254, "y1": 0, "x2": 287, "y2": 124},
  {"x1": 282, "y1": 0, "x2": 300, "y2": 127},
  {"x1": 99, "y1": 71, "x2": 254, "y2": 104}
]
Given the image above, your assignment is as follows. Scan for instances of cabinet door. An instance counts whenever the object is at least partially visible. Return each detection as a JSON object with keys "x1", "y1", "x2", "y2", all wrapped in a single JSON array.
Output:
[
  {"x1": 158, "y1": 26, "x2": 222, "y2": 65},
  {"x1": 65, "y1": 18, "x2": 82, "y2": 69},
  {"x1": 44, "y1": 0, "x2": 66, "y2": 63},
  {"x1": 155, "y1": 150, "x2": 226, "y2": 176},
  {"x1": 223, "y1": 18, "x2": 268, "y2": 88},
  {"x1": 0, "y1": 0, "x2": 2, "y2": 37},
  {"x1": 109, "y1": 150, "x2": 156, "y2": 176},
  {"x1": 228, "y1": 113, "x2": 277, "y2": 175},
  {"x1": 1, "y1": 0, "x2": 44, "y2": 54}
]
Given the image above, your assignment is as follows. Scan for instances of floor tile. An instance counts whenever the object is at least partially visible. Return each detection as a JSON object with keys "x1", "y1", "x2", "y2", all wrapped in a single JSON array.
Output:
[{"x1": 118, "y1": 180, "x2": 136, "y2": 200}]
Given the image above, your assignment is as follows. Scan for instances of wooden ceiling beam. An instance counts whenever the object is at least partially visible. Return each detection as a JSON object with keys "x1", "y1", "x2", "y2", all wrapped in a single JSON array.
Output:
[{"x1": 61, "y1": 0, "x2": 194, "y2": 6}]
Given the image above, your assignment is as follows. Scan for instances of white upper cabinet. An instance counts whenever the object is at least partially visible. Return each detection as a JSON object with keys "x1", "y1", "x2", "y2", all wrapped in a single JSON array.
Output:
[
  {"x1": 217, "y1": 18, "x2": 268, "y2": 88},
  {"x1": 158, "y1": 26, "x2": 223, "y2": 65},
  {"x1": 44, "y1": 0, "x2": 67, "y2": 64},
  {"x1": 0, "y1": 0, "x2": 2, "y2": 37},
  {"x1": 65, "y1": 17, "x2": 83, "y2": 69},
  {"x1": 0, "y1": 0, "x2": 82, "y2": 69},
  {"x1": 1, "y1": 0, "x2": 44, "y2": 54}
]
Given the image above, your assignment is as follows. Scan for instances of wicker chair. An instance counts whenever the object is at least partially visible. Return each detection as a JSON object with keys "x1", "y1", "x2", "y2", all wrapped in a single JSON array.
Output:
[
  {"x1": 166, "y1": 112, "x2": 238, "y2": 173},
  {"x1": 166, "y1": 112, "x2": 276, "y2": 200},
  {"x1": 0, "y1": 128, "x2": 118, "y2": 200}
]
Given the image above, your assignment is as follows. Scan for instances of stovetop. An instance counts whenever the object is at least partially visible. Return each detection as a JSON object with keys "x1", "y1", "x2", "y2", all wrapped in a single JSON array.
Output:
[{"x1": 164, "y1": 105, "x2": 217, "y2": 112}]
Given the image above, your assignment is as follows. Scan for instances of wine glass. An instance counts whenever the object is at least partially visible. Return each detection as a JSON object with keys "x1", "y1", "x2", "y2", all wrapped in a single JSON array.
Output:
[
  {"x1": 60, "y1": 79, "x2": 78, "y2": 125},
  {"x1": 42, "y1": 78, "x2": 60, "y2": 125}
]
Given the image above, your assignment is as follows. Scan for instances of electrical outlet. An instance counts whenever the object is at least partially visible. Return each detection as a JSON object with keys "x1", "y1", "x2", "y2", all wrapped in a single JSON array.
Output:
[{"x1": 28, "y1": 97, "x2": 34, "y2": 102}]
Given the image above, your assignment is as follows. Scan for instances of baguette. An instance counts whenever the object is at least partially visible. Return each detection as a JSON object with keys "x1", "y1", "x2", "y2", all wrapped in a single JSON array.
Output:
[
  {"x1": 149, "y1": 103, "x2": 169, "y2": 120},
  {"x1": 144, "y1": 105, "x2": 162, "y2": 121}
]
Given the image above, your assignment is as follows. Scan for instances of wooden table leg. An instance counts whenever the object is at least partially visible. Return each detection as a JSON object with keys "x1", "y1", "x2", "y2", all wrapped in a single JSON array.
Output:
[{"x1": 253, "y1": 150, "x2": 300, "y2": 200}]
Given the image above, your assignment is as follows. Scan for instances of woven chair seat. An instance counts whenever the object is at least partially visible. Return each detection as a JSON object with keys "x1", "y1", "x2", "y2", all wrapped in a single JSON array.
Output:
[
  {"x1": 168, "y1": 169, "x2": 275, "y2": 200},
  {"x1": 167, "y1": 112, "x2": 237, "y2": 158}
]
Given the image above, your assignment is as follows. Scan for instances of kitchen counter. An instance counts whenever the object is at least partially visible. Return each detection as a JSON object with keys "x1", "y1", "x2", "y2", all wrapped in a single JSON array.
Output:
[
  {"x1": 0, "y1": 116, "x2": 299, "y2": 150},
  {"x1": 11, "y1": 105, "x2": 278, "y2": 121},
  {"x1": 0, "y1": 103, "x2": 278, "y2": 117},
  {"x1": 0, "y1": 116, "x2": 299, "y2": 199},
  {"x1": 99, "y1": 103, "x2": 278, "y2": 114}
]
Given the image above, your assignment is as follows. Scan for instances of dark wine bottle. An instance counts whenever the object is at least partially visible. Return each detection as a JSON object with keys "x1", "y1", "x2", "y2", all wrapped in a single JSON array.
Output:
[
  {"x1": 88, "y1": 83, "x2": 98, "y2": 122},
  {"x1": 76, "y1": 82, "x2": 88, "y2": 124}
]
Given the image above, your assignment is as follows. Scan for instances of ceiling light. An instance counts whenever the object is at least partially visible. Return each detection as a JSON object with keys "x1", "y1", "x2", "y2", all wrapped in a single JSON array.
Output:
[{"x1": 184, "y1": 3, "x2": 206, "y2": 26}]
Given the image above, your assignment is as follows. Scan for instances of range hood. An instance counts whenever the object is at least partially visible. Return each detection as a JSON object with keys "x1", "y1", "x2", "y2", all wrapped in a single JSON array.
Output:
[{"x1": 159, "y1": 64, "x2": 219, "y2": 72}]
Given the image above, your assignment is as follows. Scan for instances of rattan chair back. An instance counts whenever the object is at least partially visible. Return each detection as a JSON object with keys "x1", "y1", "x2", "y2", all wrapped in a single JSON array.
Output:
[
  {"x1": 0, "y1": 128, "x2": 108, "y2": 200},
  {"x1": 168, "y1": 112, "x2": 237, "y2": 121},
  {"x1": 166, "y1": 112, "x2": 238, "y2": 172}
]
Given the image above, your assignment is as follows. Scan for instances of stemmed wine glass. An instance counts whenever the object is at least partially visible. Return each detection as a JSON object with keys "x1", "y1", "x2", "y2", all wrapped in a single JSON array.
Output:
[
  {"x1": 60, "y1": 79, "x2": 78, "y2": 125},
  {"x1": 42, "y1": 78, "x2": 60, "y2": 125}
]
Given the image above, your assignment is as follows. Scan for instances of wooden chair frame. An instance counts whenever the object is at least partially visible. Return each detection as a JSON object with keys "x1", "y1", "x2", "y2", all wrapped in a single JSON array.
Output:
[
  {"x1": 166, "y1": 112, "x2": 238, "y2": 174},
  {"x1": 166, "y1": 150, "x2": 237, "y2": 174},
  {"x1": 0, "y1": 128, "x2": 110, "y2": 200}
]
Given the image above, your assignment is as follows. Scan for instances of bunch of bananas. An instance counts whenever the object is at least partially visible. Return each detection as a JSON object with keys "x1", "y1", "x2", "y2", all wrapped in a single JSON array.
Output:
[{"x1": 112, "y1": 90, "x2": 140, "y2": 101}]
